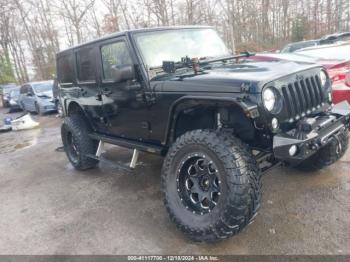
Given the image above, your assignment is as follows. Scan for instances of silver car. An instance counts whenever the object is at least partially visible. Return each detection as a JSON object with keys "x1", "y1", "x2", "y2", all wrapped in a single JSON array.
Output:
[{"x1": 19, "y1": 80, "x2": 57, "y2": 115}]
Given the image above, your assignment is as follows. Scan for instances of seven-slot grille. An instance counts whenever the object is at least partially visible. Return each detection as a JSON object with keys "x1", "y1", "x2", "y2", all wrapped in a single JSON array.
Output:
[{"x1": 281, "y1": 74, "x2": 324, "y2": 121}]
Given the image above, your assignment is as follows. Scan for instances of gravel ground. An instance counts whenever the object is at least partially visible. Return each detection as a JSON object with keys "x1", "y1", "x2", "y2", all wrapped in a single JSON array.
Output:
[{"x1": 0, "y1": 106, "x2": 349, "y2": 255}]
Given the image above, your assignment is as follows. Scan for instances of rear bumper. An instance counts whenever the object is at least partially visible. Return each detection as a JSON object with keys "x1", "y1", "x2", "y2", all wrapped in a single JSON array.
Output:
[{"x1": 273, "y1": 101, "x2": 350, "y2": 164}]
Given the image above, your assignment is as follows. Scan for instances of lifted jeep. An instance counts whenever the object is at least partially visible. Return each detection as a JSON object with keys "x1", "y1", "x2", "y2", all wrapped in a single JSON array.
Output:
[{"x1": 57, "y1": 26, "x2": 350, "y2": 242}]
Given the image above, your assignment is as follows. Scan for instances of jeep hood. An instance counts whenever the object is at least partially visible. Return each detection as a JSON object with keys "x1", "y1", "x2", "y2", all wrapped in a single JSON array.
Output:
[{"x1": 162, "y1": 61, "x2": 321, "y2": 93}]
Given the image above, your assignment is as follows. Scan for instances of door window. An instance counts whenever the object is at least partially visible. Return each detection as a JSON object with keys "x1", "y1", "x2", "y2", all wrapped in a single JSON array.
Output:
[
  {"x1": 28, "y1": 86, "x2": 34, "y2": 96},
  {"x1": 100, "y1": 41, "x2": 132, "y2": 80},
  {"x1": 76, "y1": 47, "x2": 96, "y2": 82},
  {"x1": 20, "y1": 85, "x2": 27, "y2": 94}
]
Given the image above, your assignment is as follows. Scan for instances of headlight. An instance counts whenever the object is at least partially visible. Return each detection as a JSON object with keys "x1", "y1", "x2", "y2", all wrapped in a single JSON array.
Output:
[
  {"x1": 319, "y1": 70, "x2": 327, "y2": 86},
  {"x1": 262, "y1": 87, "x2": 276, "y2": 111}
]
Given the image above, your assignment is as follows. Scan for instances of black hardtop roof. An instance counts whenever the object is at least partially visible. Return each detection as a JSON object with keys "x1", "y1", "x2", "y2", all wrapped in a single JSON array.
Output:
[{"x1": 57, "y1": 25, "x2": 213, "y2": 56}]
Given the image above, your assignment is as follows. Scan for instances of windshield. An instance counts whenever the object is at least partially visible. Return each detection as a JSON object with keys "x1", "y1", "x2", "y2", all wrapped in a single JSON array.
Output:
[
  {"x1": 33, "y1": 82, "x2": 53, "y2": 93},
  {"x1": 134, "y1": 28, "x2": 230, "y2": 68}
]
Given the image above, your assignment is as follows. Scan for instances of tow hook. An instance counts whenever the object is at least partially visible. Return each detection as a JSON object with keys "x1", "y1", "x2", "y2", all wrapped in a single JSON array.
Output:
[{"x1": 331, "y1": 133, "x2": 343, "y2": 156}]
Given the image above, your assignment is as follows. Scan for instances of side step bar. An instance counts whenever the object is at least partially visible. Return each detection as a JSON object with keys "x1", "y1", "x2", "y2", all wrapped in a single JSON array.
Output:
[
  {"x1": 86, "y1": 153, "x2": 133, "y2": 173},
  {"x1": 87, "y1": 134, "x2": 164, "y2": 172},
  {"x1": 89, "y1": 133, "x2": 166, "y2": 155},
  {"x1": 87, "y1": 140, "x2": 140, "y2": 172}
]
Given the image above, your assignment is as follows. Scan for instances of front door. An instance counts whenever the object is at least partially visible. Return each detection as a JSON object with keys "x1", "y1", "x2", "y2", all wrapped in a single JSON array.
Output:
[{"x1": 98, "y1": 38, "x2": 151, "y2": 141}]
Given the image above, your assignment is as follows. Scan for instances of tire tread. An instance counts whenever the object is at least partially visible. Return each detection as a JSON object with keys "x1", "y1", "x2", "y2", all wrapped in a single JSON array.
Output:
[{"x1": 161, "y1": 129, "x2": 262, "y2": 242}]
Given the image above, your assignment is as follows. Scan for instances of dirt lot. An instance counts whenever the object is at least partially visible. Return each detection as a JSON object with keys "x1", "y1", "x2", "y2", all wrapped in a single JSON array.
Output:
[{"x1": 0, "y1": 106, "x2": 349, "y2": 255}]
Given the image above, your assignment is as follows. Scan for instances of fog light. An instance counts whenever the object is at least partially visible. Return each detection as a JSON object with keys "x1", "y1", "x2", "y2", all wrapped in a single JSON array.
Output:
[
  {"x1": 289, "y1": 145, "x2": 298, "y2": 156},
  {"x1": 271, "y1": 118, "x2": 279, "y2": 129}
]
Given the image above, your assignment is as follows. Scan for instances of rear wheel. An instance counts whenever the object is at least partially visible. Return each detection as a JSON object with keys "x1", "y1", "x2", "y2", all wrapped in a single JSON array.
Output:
[
  {"x1": 296, "y1": 129, "x2": 349, "y2": 171},
  {"x1": 161, "y1": 130, "x2": 261, "y2": 242},
  {"x1": 61, "y1": 114, "x2": 99, "y2": 170}
]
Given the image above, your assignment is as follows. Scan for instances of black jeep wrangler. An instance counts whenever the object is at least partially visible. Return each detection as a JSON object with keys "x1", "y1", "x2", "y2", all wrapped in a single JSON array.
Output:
[{"x1": 57, "y1": 26, "x2": 350, "y2": 242}]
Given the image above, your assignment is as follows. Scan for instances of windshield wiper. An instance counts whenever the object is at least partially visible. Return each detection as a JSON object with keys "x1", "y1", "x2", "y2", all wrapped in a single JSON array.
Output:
[
  {"x1": 199, "y1": 52, "x2": 255, "y2": 66},
  {"x1": 149, "y1": 52, "x2": 255, "y2": 74}
]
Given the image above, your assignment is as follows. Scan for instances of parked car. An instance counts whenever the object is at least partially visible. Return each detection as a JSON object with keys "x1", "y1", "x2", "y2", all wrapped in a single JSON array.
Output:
[
  {"x1": 249, "y1": 52, "x2": 350, "y2": 104},
  {"x1": 296, "y1": 42, "x2": 350, "y2": 60},
  {"x1": 8, "y1": 87, "x2": 21, "y2": 112},
  {"x1": 57, "y1": 26, "x2": 350, "y2": 242},
  {"x1": 319, "y1": 32, "x2": 350, "y2": 45},
  {"x1": 280, "y1": 40, "x2": 320, "y2": 53},
  {"x1": 19, "y1": 80, "x2": 56, "y2": 115},
  {"x1": 0, "y1": 83, "x2": 17, "y2": 107},
  {"x1": 280, "y1": 32, "x2": 350, "y2": 53}
]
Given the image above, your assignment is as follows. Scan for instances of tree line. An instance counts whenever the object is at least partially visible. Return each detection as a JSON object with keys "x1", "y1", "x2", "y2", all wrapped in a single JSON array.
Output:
[{"x1": 1, "y1": 0, "x2": 350, "y2": 84}]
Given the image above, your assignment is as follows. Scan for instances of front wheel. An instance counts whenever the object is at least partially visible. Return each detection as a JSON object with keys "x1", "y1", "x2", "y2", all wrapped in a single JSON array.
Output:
[
  {"x1": 295, "y1": 129, "x2": 349, "y2": 171},
  {"x1": 61, "y1": 115, "x2": 99, "y2": 170},
  {"x1": 161, "y1": 130, "x2": 262, "y2": 242}
]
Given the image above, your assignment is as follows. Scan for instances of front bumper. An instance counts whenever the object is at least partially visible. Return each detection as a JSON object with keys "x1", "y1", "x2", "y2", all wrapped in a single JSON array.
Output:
[
  {"x1": 39, "y1": 100, "x2": 57, "y2": 113},
  {"x1": 9, "y1": 99, "x2": 21, "y2": 109},
  {"x1": 273, "y1": 101, "x2": 350, "y2": 164}
]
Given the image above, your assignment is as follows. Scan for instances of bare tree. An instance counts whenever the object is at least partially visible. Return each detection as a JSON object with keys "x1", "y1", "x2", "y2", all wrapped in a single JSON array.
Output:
[
  {"x1": 56, "y1": 0, "x2": 96, "y2": 44},
  {"x1": 3, "y1": 0, "x2": 350, "y2": 84}
]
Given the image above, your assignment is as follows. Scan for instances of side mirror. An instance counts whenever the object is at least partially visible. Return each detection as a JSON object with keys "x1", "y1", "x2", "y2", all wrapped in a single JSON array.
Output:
[{"x1": 111, "y1": 64, "x2": 135, "y2": 83}]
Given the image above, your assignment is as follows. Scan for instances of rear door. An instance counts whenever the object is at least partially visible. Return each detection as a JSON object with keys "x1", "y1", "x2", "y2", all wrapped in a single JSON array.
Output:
[
  {"x1": 26, "y1": 86, "x2": 36, "y2": 111},
  {"x1": 58, "y1": 48, "x2": 106, "y2": 133},
  {"x1": 75, "y1": 45, "x2": 107, "y2": 132}
]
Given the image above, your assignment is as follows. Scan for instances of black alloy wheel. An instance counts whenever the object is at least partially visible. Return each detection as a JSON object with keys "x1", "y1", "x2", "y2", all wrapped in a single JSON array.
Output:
[{"x1": 177, "y1": 154, "x2": 221, "y2": 215}]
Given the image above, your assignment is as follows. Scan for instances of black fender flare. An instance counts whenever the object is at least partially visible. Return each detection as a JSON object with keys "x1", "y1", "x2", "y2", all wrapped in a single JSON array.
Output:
[
  {"x1": 63, "y1": 99, "x2": 97, "y2": 130},
  {"x1": 163, "y1": 95, "x2": 259, "y2": 145}
]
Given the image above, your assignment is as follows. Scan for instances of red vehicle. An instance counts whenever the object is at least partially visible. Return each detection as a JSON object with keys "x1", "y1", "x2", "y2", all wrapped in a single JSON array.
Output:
[{"x1": 250, "y1": 47, "x2": 350, "y2": 104}]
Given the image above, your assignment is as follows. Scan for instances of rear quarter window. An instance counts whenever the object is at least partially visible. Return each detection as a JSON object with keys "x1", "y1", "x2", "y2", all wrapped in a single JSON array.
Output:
[{"x1": 57, "y1": 54, "x2": 75, "y2": 84}]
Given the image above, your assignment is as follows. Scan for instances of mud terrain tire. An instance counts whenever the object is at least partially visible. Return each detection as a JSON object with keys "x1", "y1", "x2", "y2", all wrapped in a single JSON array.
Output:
[
  {"x1": 161, "y1": 130, "x2": 262, "y2": 242},
  {"x1": 61, "y1": 115, "x2": 99, "y2": 170}
]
